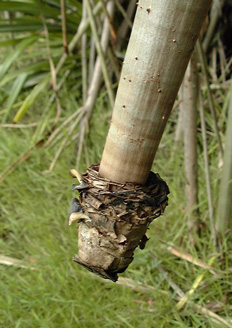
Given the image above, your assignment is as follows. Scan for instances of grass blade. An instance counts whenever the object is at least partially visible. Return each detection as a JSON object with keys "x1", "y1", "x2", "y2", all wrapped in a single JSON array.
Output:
[
  {"x1": 175, "y1": 257, "x2": 216, "y2": 311},
  {"x1": 3, "y1": 73, "x2": 27, "y2": 123},
  {"x1": 13, "y1": 75, "x2": 50, "y2": 123},
  {"x1": 0, "y1": 37, "x2": 37, "y2": 80}
]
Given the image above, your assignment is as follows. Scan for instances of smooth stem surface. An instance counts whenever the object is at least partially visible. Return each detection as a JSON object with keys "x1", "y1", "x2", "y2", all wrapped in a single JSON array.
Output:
[
  {"x1": 100, "y1": 0, "x2": 212, "y2": 184},
  {"x1": 216, "y1": 85, "x2": 232, "y2": 234},
  {"x1": 183, "y1": 54, "x2": 198, "y2": 213},
  {"x1": 199, "y1": 92, "x2": 217, "y2": 247},
  {"x1": 174, "y1": 84, "x2": 184, "y2": 143},
  {"x1": 81, "y1": 1, "x2": 87, "y2": 102}
]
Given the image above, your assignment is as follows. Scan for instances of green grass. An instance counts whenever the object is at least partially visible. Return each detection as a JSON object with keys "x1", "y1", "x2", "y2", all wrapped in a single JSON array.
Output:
[{"x1": 0, "y1": 88, "x2": 232, "y2": 328}]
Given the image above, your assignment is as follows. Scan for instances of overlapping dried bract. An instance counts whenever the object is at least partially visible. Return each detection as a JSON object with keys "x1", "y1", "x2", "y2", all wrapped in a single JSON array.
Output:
[{"x1": 71, "y1": 164, "x2": 169, "y2": 282}]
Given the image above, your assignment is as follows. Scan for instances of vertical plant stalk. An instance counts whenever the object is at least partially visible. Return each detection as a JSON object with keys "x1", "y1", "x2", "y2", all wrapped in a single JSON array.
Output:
[
  {"x1": 99, "y1": 0, "x2": 117, "y2": 41},
  {"x1": 88, "y1": 36, "x2": 95, "y2": 86},
  {"x1": 217, "y1": 34, "x2": 227, "y2": 83},
  {"x1": 199, "y1": 92, "x2": 217, "y2": 246},
  {"x1": 49, "y1": 1, "x2": 115, "y2": 171},
  {"x1": 183, "y1": 53, "x2": 199, "y2": 241},
  {"x1": 107, "y1": 47, "x2": 121, "y2": 82},
  {"x1": 116, "y1": 0, "x2": 136, "y2": 51},
  {"x1": 42, "y1": 19, "x2": 61, "y2": 125},
  {"x1": 115, "y1": 0, "x2": 133, "y2": 30},
  {"x1": 55, "y1": 2, "x2": 102, "y2": 75},
  {"x1": 84, "y1": 1, "x2": 114, "y2": 115},
  {"x1": 76, "y1": 0, "x2": 115, "y2": 167},
  {"x1": 85, "y1": 0, "x2": 115, "y2": 109},
  {"x1": 81, "y1": 1, "x2": 88, "y2": 102},
  {"x1": 197, "y1": 41, "x2": 224, "y2": 159},
  {"x1": 216, "y1": 86, "x2": 232, "y2": 234},
  {"x1": 99, "y1": 0, "x2": 212, "y2": 184},
  {"x1": 108, "y1": 1, "x2": 136, "y2": 83},
  {"x1": 60, "y1": 0, "x2": 68, "y2": 54},
  {"x1": 174, "y1": 84, "x2": 184, "y2": 143},
  {"x1": 203, "y1": 0, "x2": 224, "y2": 53}
]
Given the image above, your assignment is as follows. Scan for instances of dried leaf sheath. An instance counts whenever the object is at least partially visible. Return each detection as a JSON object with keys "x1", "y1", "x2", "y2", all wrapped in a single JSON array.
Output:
[{"x1": 69, "y1": 164, "x2": 169, "y2": 282}]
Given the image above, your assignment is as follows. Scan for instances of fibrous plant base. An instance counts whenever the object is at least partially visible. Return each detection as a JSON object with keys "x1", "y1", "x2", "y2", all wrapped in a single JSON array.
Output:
[{"x1": 69, "y1": 164, "x2": 169, "y2": 282}]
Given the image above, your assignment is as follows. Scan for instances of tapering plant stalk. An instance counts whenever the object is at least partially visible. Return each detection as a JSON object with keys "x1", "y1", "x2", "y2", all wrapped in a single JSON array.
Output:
[
  {"x1": 85, "y1": 0, "x2": 115, "y2": 108},
  {"x1": 99, "y1": 0, "x2": 212, "y2": 184},
  {"x1": 174, "y1": 84, "x2": 184, "y2": 143},
  {"x1": 99, "y1": 0, "x2": 116, "y2": 41},
  {"x1": 55, "y1": 2, "x2": 102, "y2": 75},
  {"x1": 60, "y1": 0, "x2": 68, "y2": 54},
  {"x1": 216, "y1": 86, "x2": 232, "y2": 234},
  {"x1": 115, "y1": 0, "x2": 133, "y2": 30},
  {"x1": 183, "y1": 54, "x2": 198, "y2": 213},
  {"x1": 47, "y1": 1, "x2": 115, "y2": 171},
  {"x1": 197, "y1": 40, "x2": 224, "y2": 159},
  {"x1": 183, "y1": 53, "x2": 199, "y2": 243},
  {"x1": 81, "y1": 1, "x2": 88, "y2": 102},
  {"x1": 199, "y1": 91, "x2": 217, "y2": 246},
  {"x1": 88, "y1": 36, "x2": 95, "y2": 85},
  {"x1": 203, "y1": 0, "x2": 225, "y2": 53},
  {"x1": 76, "y1": 0, "x2": 115, "y2": 167},
  {"x1": 116, "y1": 0, "x2": 136, "y2": 51}
]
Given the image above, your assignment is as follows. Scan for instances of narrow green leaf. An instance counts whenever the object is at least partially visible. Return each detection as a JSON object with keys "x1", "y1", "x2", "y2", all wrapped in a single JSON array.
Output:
[
  {"x1": 0, "y1": 1, "x2": 80, "y2": 24},
  {"x1": 0, "y1": 2, "x2": 61, "y2": 19},
  {"x1": 24, "y1": 73, "x2": 50, "y2": 88},
  {"x1": 0, "y1": 38, "x2": 25, "y2": 47},
  {"x1": 13, "y1": 75, "x2": 50, "y2": 123},
  {"x1": 0, "y1": 23, "x2": 61, "y2": 33},
  {"x1": 0, "y1": 37, "x2": 37, "y2": 80},
  {"x1": 3, "y1": 73, "x2": 27, "y2": 123},
  {"x1": 0, "y1": 62, "x2": 50, "y2": 87}
]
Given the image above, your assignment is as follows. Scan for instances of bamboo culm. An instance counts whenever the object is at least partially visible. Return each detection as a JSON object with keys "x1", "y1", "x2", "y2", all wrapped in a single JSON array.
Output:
[{"x1": 99, "y1": 0, "x2": 212, "y2": 184}]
